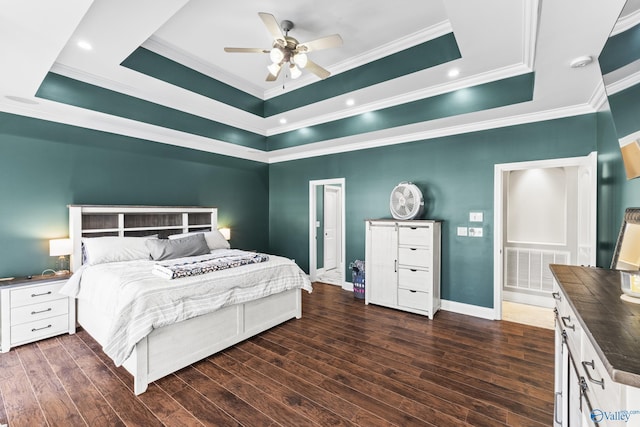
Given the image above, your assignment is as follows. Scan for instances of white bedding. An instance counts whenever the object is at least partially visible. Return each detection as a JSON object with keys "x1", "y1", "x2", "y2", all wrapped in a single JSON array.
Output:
[{"x1": 60, "y1": 249, "x2": 312, "y2": 365}]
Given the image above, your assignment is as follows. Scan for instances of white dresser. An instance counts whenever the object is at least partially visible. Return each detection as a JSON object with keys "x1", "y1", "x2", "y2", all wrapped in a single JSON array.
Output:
[
  {"x1": 1, "y1": 275, "x2": 76, "y2": 352},
  {"x1": 365, "y1": 219, "x2": 441, "y2": 319}
]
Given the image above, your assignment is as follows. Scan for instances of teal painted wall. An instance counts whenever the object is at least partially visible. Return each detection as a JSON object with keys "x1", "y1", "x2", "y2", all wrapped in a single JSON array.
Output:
[
  {"x1": 0, "y1": 113, "x2": 269, "y2": 278},
  {"x1": 269, "y1": 115, "x2": 598, "y2": 308}
]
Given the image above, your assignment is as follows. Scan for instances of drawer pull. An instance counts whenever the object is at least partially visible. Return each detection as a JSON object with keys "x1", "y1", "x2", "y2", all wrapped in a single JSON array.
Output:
[
  {"x1": 582, "y1": 360, "x2": 605, "y2": 389},
  {"x1": 554, "y1": 392, "x2": 562, "y2": 425},
  {"x1": 552, "y1": 291, "x2": 561, "y2": 300},
  {"x1": 31, "y1": 291, "x2": 52, "y2": 298},
  {"x1": 410, "y1": 269, "x2": 417, "y2": 272},
  {"x1": 394, "y1": 260, "x2": 397, "y2": 273},
  {"x1": 31, "y1": 307, "x2": 52, "y2": 315},
  {"x1": 31, "y1": 324, "x2": 52, "y2": 332},
  {"x1": 561, "y1": 315, "x2": 575, "y2": 331}
]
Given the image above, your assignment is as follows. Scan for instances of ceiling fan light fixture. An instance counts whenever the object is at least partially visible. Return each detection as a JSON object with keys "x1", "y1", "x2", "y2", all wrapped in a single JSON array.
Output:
[
  {"x1": 267, "y1": 62, "x2": 281, "y2": 76},
  {"x1": 269, "y1": 47, "x2": 284, "y2": 63},
  {"x1": 293, "y1": 53, "x2": 308, "y2": 68},
  {"x1": 290, "y1": 64, "x2": 302, "y2": 79}
]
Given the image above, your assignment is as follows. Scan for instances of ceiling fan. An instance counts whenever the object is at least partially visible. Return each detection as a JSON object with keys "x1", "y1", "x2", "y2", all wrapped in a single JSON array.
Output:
[{"x1": 224, "y1": 12, "x2": 343, "y2": 82}]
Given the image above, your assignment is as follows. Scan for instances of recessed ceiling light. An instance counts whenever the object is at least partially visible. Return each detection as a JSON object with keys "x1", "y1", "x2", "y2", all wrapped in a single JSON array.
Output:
[
  {"x1": 346, "y1": 98, "x2": 355, "y2": 106},
  {"x1": 570, "y1": 56, "x2": 593, "y2": 68},
  {"x1": 279, "y1": 118, "x2": 287, "y2": 124},
  {"x1": 77, "y1": 40, "x2": 93, "y2": 50},
  {"x1": 448, "y1": 68, "x2": 460, "y2": 78}
]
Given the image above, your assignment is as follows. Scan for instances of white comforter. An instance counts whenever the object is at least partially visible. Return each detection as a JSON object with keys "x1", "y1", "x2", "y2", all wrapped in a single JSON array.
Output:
[{"x1": 60, "y1": 250, "x2": 313, "y2": 366}]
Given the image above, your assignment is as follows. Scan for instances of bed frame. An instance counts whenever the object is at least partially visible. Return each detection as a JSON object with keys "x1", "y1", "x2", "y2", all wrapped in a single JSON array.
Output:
[{"x1": 68, "y1": 205, "x2": 302, "y2": 395}]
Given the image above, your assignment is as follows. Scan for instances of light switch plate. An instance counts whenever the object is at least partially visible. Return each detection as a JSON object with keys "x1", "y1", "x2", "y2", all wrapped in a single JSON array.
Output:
[
  {"x1": 457, "y1": 227, "x2": 468, "y2": 236},
  {"x1": 469, "y1": 212, "x2": 483, "y2": 222}
]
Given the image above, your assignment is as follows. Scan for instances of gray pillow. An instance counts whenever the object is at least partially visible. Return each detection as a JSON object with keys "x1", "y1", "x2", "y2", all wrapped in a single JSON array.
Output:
[{"x1": 146, "y1": 233, "x2": 210, "y2": 261}]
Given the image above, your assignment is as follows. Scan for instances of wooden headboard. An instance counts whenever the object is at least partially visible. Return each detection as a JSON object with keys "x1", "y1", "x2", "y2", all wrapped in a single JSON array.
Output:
[{"x1": 68, "y1": 205, "x2": 218, "y2": 272}]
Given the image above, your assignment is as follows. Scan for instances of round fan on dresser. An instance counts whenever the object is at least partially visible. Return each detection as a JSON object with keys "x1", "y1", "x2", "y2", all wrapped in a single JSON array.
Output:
[{"x1": 390, "y1": 182, "x2": 424, "y2": 220}]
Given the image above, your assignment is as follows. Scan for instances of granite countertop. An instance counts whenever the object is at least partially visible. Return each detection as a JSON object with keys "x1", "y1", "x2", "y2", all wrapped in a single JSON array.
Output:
[{"x1": 550, "y1": 264, "x2": 640, "y2": 388}]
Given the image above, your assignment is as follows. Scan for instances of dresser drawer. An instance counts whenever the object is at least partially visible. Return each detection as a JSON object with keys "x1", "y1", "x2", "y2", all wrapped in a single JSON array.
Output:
[
  {"x1": 398, "y1": 268, "x2": 431, "y2": 292},
  {"x1": 398, "y1": 247, "x2": 431, "y2": 268},
  {"x1": 11, "y1": 298, "x2": 69, "y2": 326},
  {"x1": 398, "y1": 225, "x2": 433, "y2": 247},
  {"x1": 10, "y1": 281, "x2": 66, "y2": 308},
  {"x1": 398, "y1": 288, "x2": 430, "y2": 311},
  {"x1": 10, "y1": 314, "x2": 70, "y2": 346}
]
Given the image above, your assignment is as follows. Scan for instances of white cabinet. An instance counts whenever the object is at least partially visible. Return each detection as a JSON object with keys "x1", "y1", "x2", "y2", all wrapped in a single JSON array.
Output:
[
  {"x1": 553, "y1": 283, "x2": 640, "y2": 427},
  {"x1": 365, "y1": 220, "x2": 441, "y2": 319},
  {"x1": 1, "y1": 276, "x2": 76, "y2": 352}
]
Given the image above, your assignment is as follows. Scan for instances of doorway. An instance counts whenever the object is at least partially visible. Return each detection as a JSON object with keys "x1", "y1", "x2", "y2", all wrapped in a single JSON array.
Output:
[
  {"x1": 493, "y1": 152, "x2": 596, "y2": 320},
  {"x1": 309, "y1": 179, "x2": 346, "y2": 287}
]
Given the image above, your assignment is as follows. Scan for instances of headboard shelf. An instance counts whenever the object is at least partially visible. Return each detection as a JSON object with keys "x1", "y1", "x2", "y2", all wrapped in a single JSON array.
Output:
[{"x1": 69, "y1": 205, "x2": 218, "y2": 272}]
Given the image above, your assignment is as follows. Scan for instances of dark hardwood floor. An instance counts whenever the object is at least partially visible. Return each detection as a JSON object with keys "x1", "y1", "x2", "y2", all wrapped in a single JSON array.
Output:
[{"x1": 0, "y1": 283, "x2": 554, "y2": 426}]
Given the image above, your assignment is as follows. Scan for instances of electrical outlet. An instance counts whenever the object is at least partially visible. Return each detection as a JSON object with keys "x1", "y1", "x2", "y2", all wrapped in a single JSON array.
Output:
[
  {"x1": 469, "y1": 227, "x2": 483, "y2": 237},
  {"x1": 457, "y1": 227, "x2": 468, "y2": 236}
]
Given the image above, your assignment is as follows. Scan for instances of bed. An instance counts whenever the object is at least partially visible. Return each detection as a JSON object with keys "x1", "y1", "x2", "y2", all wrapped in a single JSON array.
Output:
[{"x1": 64, "y1": 205, "x2": 312, "y2": 395}]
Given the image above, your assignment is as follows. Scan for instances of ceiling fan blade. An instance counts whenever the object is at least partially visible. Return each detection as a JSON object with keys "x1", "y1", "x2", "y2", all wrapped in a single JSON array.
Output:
[
  {"x1": 258, "y1": 12, "x2": 286, "y2": 46},
  {"x1": 298, "y1": 34, "x2": 343, "y2": 52},
  {"x1": 305, "y1": 59, "x2": 331, "y2": 79},
  {"x1": 266, "y1": 63, "x2": 283, "y2": 82},
  {"x1": 224, "y1": 47, "x2": 269, "y2": 53}
]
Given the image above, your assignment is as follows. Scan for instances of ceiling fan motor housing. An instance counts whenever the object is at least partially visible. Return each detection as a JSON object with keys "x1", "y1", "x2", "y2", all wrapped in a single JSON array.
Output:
[{"x1": 390, "y1": 182, "x2": 425, "y2": 220}]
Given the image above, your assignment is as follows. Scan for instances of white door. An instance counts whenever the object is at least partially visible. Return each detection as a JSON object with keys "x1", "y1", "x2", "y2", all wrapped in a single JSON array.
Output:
[{"x1": 323, "y1": 185, "x2": 341, "y2": 271}]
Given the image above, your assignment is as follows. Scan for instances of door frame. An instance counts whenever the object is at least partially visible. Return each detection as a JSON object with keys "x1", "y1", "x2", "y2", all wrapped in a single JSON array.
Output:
[
  {"x1": 493, "y1": 152, "x2": 597, "y2": 320},
  {"x1": 309, "y1": 178, "x2": 346, "y2": 287}
]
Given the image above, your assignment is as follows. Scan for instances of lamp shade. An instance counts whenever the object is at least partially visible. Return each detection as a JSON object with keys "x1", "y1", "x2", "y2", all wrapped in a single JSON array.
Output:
[
  {"x1": 621, "y1": 140, "x2": 640, "y2": 180},
  {"x1": 50, "y1": 238, "x2": 72, "y2": 256},
  {"x1": 218, "y1": 227, "x2": 231, "y2": 241}
]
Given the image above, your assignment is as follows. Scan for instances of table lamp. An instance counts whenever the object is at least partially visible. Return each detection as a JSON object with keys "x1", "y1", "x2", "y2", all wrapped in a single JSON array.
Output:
[{"x1": 50, "y1": 238, "x2": 72, "y2": 275}]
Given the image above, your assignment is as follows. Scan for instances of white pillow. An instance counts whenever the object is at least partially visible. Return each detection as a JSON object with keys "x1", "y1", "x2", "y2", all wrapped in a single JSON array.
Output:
[
  {"x1": 82, "y1": 236, "x2": 157, "y2": 265},
  {"x1": 169, "y1": 230, "x2": 230, "y2": 250}
]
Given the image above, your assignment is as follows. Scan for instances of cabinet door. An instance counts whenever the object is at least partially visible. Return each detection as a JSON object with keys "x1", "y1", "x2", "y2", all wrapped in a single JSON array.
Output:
[{"x1": 366, "y1": 223, "x2": 398, "y2": 306}]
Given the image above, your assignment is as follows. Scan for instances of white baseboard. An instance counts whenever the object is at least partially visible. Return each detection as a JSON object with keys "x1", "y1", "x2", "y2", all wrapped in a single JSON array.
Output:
[
  {"x1": 344, "y1": 282, "x2": 354, "y2": 291},
  {"x1": 441, "y1": 299, "x2": 496, "y2": 320}
]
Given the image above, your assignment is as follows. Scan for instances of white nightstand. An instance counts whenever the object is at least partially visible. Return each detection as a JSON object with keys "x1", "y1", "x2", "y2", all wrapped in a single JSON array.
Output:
[{"x1": 0, "y1": 274, "x2": 76, "y2": 352}]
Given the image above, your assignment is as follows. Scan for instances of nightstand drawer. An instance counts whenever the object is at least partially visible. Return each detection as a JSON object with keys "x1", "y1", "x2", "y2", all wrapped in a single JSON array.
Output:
[
  {"x1": 11, "y1": 298, "x2": 69, "y2": 326},
  {"x1": 10, "y1": 281, "x2": 65, "y2": 308},
  {"x1": 398, "y1": 225, "x2": 433, "y2": 247},
  {"x1": 398, "y1": 288, "x2": 430, "y2": 311},
  {"x1": 398, "y1": 268, "x2": 431, "y2": 292},
  {"x1": 398, "y1": 247, "x2": 431, "y2": 268},
  {"x1": 10, "y1": 314, "x2": 70, "y2": 346}
]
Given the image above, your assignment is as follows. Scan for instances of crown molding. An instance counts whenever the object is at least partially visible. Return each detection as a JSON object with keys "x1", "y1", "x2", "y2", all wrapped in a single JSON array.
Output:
[
  {"x1": 588, "y1": 79, "x2": 609, "y2": 110},
  {"x1": 522, "y1": 0, "x2": 540, "y2": 68},
  {"x1": 0, "y1": 97, "x2": 268, "y2": 163},
  {"x1": 603, "y1": 59, "x2": 640, "y2": 95},
  {"x1": 611, "y1": 7, "x2": 640, "y2": 36},
  {"x1": 265, "y1": 103, "x2": 595, "y2": 163}
]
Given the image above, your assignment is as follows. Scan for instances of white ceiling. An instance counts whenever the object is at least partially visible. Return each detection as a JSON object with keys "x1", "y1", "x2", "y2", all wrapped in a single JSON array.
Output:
[{"x1": 0, "y1": 0, "x2": 635, "y2": 163}]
